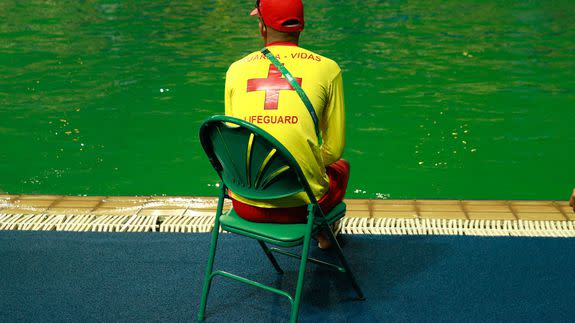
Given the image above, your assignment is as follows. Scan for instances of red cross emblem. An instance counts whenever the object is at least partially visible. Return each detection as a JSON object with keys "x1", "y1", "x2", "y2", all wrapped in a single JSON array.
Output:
[{"x1": 247, "y1": 64, "x2": 302, "y2": 110}]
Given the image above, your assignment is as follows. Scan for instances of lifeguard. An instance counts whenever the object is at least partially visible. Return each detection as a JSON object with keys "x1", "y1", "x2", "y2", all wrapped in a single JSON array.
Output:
[{"x1": 224, "y1": 0, "x2": 349, "y2": 247}]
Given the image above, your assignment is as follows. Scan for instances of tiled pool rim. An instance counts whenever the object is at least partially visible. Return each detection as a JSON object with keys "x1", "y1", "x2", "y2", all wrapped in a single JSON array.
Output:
[{"x1": 1, "y1": 195, "x2": 574, "y2": 237}]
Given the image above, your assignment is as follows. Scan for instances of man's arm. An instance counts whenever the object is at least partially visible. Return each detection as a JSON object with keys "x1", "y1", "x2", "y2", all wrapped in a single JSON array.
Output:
[
  {"x1": 224, "y1": 67, "x2": 233, "y2": 115},
  {"x1": 320, "y1": 70, "x2": 345, "y2": 166}
]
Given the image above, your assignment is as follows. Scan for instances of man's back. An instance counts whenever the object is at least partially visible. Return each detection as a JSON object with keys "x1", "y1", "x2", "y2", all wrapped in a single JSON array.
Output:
[{"x1": 225, "y1": 43, "x2": 345, "y2": 208}]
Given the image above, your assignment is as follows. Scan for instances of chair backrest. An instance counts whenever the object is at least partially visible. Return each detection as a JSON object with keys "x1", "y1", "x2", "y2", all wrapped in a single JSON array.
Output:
[{"x1": 199, "y1": 115, "x2": 317, "y2": 203}]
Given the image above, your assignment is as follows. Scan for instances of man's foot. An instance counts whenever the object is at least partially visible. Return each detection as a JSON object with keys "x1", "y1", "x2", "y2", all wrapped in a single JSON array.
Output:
[
  {"x1": 316, "y1": 222, "x2": 340, "y2": 249},
  {"x1": 316, "y1": 231, "x2": 333, "y2": 250}
]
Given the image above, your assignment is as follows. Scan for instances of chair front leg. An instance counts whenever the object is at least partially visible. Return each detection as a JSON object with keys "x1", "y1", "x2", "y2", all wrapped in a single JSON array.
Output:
[
  {"x1": 289, "y1": 205, "x2": 316, "y2": 323},
  {"x1": 198, "y1": 184, "x2": 226, "y2": 321},
  {"x1": 323, "y1": 222, "x2": 365, "y2": 300}
]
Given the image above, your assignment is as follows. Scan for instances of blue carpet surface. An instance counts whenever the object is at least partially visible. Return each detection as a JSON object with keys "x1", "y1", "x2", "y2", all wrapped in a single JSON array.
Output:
[{"x1": 1, "y1": 231, "x2": 574, "y2": 322}]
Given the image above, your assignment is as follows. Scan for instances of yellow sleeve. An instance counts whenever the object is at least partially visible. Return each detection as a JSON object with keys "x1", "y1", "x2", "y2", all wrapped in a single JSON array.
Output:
[
  {"x1": 320, "y1": 69, "x2": 345, "y2": 166},
  {"x1": 224, "y1": 67, "x2": 233, "y2": 115}
]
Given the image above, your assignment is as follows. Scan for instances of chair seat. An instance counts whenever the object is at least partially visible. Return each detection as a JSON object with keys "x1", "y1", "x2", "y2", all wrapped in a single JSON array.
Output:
[{"x1": 220, "y1": 202, "x2": 346, "y2": 247}]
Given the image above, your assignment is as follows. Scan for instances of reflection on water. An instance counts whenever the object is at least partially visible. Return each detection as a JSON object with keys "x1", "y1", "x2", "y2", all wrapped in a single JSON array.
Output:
[{"x1": 1, "y1": 0, "x2": 574, "y2": 199}]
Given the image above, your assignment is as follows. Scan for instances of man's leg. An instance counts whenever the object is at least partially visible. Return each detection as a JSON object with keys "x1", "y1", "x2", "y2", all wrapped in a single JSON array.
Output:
[
  {"x1": 318, "y1": 159, "x2": 350, "y2": 212},
  {"x1": 316, "y1": 159, "x2": 350, "y2": 249}
]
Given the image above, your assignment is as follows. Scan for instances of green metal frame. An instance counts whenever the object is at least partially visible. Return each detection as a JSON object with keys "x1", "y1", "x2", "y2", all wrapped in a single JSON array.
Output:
[{"x1": 197, "y1": 116, "x2": 364, "y2": 323}]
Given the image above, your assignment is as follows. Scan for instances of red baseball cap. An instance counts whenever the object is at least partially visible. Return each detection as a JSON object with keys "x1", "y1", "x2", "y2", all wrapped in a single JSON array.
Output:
[{"x1": 250, "y1": 0, "x2": 305, "y2": 33}]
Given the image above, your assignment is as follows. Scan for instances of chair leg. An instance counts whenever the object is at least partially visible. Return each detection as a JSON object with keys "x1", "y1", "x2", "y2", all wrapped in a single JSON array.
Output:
[
  {"x1": 258, "y1": 240, "x2": 284, "y2": 274},
  {"x1": 324, "y1": 223, "x2": 365, "y2": 300},
  {"x1": 197, "y1": 187, "x2": 226, "y2": 321},
  {"x1": 197, "y1": 220, "x2": 221, "y2": 321},
  {"x1": 290, "y1": 214, "x2": 315, "y2": 323}
]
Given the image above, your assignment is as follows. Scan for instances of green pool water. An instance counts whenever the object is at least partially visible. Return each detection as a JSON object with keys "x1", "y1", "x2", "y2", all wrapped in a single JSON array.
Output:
[{"x1": 1, "y1": 0, "x2": 574, "y2": 200}]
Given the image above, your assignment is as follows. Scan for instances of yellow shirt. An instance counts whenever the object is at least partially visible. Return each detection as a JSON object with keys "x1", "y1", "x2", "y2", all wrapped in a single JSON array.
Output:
[{"x1": 225, "y1": 43, "x2": 345, "y2": 207}]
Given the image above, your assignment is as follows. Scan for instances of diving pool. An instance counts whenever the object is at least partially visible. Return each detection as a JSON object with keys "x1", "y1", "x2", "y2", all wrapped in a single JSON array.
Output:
[{"x1": 1, "y1": 0, "x2": 574, "y2": 200}]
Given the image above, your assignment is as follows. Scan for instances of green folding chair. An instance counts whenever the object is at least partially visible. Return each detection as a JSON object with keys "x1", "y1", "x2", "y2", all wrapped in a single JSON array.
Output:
[{"x1": 197, "y1": 115, "x2": 364, "y2": 323}]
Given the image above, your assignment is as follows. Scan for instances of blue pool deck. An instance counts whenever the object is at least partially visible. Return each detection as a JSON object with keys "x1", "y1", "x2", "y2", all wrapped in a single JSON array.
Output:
[{"x1": 2, "y1": 196, "x2": 575, "y2": 322}]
